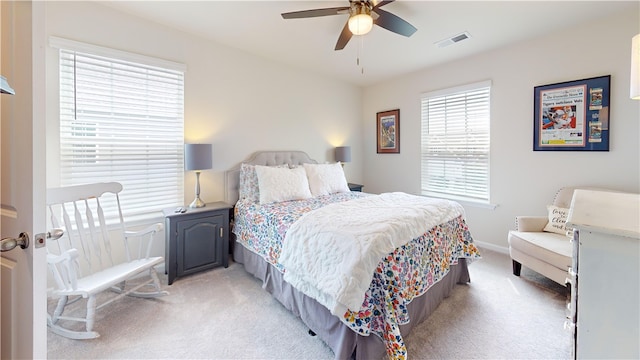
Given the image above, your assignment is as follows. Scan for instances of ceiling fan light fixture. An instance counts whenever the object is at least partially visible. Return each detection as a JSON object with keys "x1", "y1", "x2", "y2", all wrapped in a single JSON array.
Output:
[
  {"x1": 281, "y1": 0, "x2": 416, "y2": 51},
  {"x1": 348, "y1": 5, "x2": 373, "y2": 36}
]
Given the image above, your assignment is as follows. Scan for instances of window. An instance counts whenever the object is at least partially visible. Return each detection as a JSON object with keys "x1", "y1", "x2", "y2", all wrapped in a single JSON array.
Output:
[
  {"x1": 420, "y1": 80, "x2": 491, "y2": 203},
  {"x1": 53, "y1": 37, "x2": 185, "y2": 223}
]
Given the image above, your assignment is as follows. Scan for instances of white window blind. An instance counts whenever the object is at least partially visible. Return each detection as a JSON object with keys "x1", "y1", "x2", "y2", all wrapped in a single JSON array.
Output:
[
  {"x1": 57, "y1": 42, "x2": 185, "y2": 223},
  {"x1": 420, "y1": 81, "x2": 491, "y2": 203}
]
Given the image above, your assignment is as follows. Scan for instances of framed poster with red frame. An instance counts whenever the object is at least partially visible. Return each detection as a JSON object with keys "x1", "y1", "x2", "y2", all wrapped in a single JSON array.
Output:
[{"x1": 533, "y1": 75, "x2": 610, "y2": 151}]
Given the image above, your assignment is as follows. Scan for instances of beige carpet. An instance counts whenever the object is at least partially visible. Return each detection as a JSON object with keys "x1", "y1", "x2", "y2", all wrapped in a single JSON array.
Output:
[{"x1": 47, "y1": 248, "x2": 571, "y2": 359}]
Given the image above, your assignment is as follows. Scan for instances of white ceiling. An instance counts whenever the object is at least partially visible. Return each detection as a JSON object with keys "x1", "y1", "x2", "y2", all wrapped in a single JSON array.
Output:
[{"x1": 101, "y1": 1, "x2": 636, "y2": 87}]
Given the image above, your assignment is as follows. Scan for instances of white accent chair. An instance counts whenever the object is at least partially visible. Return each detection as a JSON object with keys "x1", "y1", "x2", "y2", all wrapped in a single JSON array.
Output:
[
  {"x1": 507, "y1": 187, "x2": 577, "y2": 286},
  {"x1": 46, "y1": 182, "x2": 168, "y2": 339}
]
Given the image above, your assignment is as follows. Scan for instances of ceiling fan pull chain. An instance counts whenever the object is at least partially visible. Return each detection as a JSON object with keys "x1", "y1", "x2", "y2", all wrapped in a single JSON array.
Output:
[
  {"x1": 356, "y1": 36, "x2": 361, "y2": 66},
  {"x1": 359, "y1": 36, "x2": 365, "y2": 75}
]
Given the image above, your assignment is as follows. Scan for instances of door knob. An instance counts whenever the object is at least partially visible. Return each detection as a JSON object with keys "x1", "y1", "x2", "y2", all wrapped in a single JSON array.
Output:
[
  {"x1": 34, "y1": 229, "x2": 64, "y2": 248},
  {"x1": 0, "y1": 232, "x2": 29, "y2": 252}
]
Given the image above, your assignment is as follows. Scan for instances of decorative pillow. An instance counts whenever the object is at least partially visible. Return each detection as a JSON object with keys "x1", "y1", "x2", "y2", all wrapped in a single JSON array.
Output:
[
  {"x1": 255, "y1": 165, "x2": 312, "y2": 204},
  {"x1": 543, "y1": 205, "x2": 570, "y2": 235},
  {"x1": 303, "y1": 162, "x2": 350, "y2": 197},
  {"x1": 238, "y1": 163, "x2": 288, "y2": 203}
]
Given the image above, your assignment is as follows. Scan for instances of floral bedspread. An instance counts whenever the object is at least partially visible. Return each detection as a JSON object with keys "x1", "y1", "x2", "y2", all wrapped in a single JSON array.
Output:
[
  {"x1": 233, "y1": 193, "x2": 481, "y2": 360},
  {"x1": 233, "y1": 192, "x2": 369, "y2": 271}
]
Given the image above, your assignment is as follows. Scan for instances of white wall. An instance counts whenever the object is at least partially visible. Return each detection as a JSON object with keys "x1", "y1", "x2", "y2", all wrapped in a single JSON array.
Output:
[
  {"x1": 44, "y1": 1, "x2": 364, "y2": 206},
  {"x1": 42, "y1": 2, "x2": 640, "y2": 255},
  {"x1": 42, "y1": 1, "x2": 363, "y2": 260},
  {"x1": 362, "y1": 7, "x2": 640, "y2": 251}
]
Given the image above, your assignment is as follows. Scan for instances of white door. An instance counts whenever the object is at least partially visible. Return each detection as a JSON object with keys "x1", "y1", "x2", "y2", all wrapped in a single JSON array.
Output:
[{"x1": 1, "y1": 1, "x2": 47, "y2": 358}]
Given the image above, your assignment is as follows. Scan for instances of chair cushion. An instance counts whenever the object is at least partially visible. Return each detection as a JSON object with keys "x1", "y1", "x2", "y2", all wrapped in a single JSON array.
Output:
[{"x1": 508, "y1": 230, "x2": 572, "y2": 270}]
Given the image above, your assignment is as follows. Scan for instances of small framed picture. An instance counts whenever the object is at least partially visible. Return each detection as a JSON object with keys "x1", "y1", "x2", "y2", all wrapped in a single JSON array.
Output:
[{"x1": 376, "y1": 109, "x2": 400, "y2": 154}]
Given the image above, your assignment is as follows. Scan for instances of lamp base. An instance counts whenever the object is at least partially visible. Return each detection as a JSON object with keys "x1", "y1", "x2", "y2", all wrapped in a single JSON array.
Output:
[{"x1": 189, "y1": 197, "x2": 206, "y2": 208}]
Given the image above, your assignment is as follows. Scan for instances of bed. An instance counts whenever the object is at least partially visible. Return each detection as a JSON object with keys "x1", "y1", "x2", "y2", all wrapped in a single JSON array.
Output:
[{"x1": 225, "y1": 151, "x2": 481, "y2": 360}]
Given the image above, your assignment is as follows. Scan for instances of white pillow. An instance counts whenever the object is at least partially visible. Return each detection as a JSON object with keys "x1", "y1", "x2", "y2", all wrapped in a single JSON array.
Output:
[
  {"x1": 543, "y1": 205, "x2": 569, "y2": 235},
  {"x1": 238, "y1": 163, "x2": 288, "y2": 203},
  {"x1": 255, "y1": 165, "x2": 312, "y2": 204},
  {"x1": 303, "y1": 163, "x2": 350, "y2": 197}
]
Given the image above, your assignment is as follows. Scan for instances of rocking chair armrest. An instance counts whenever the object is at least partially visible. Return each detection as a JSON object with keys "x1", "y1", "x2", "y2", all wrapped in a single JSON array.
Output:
[
  {"x1": 124, "y1": 222, "x2": 164, "y2": 259},
  {"x1": 124, "y1": 222, "x2": 163, "y2": 238},
  {"x1": 46, "y1": 248, "x2": 79, "y2": 265},
  {"x1": 47, "y1": 248, "x2": 80, "y2": 291}
]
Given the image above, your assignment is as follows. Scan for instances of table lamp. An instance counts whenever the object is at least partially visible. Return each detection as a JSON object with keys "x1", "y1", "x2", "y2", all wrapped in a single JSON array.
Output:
[
  {"x1": 185, "y1": 143, "x2": 212, "y2": 208},
  {"x1": 335, "y1": 146, "x2": 351, "y2": 167}
]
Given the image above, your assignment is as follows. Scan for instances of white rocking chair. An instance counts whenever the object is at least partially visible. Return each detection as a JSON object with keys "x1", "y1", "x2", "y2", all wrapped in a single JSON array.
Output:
[{"x1": 46, "y1": 182, "x2": 168, "y2": 339}]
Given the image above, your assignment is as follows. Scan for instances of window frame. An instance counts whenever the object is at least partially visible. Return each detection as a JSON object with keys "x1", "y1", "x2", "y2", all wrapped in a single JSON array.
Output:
[
  {"x1": 420, "y1": 80, "x2": 492, "y2": 205},
  {"x1": 51, "y1": 37, "x2": 187, "y2": 225}
]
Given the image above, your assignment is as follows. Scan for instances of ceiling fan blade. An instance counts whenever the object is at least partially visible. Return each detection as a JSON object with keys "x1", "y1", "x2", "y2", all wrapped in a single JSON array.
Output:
[
  {"x1": 372, "y1": 0, "x2": 394, "y2": 9},
  {"x1": 374, "y1": 8, "x2": 417, "y2": 37},
  {"x1": 281, "y1": 7, "x2": 349, "y2": 19},
  {"x1": 334, "y1": 20, "x2": 353, "y2": 51}
]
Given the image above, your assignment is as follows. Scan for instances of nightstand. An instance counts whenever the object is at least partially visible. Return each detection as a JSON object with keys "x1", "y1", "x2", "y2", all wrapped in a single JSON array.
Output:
[
  {"x1": 348, "y1": 183, "x2": 364, "y2": 192},
  {"x1": 163, "y1": 202, "x2": 232, "y2": 285}
]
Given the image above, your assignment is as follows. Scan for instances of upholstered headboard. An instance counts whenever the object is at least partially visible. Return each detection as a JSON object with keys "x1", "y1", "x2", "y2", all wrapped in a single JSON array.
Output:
[{"x1": 224, "y1": 151, "x2": 318, "y2": 205}]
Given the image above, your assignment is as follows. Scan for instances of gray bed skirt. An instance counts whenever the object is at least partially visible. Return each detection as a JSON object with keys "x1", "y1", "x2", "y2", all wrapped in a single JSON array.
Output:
[{"x1": 232, "y1": 240, "x2": 471, "y2": 360}]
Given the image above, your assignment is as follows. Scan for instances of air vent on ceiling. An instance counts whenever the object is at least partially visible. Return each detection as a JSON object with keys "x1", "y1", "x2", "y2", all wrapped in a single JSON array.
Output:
[{"x1": 435, "y1": 31, "x2": 471, "y2": 48}]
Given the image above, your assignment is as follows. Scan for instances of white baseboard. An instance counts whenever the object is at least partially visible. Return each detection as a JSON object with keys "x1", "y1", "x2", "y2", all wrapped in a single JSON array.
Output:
[{"x1": 475, "y1": 240, "x2": 509, "y2": 254}]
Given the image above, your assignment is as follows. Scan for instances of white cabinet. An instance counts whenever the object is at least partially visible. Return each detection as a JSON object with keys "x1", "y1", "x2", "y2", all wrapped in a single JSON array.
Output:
[{"x1": 566, "y1": 190, "x2": 640, "y2": 360}]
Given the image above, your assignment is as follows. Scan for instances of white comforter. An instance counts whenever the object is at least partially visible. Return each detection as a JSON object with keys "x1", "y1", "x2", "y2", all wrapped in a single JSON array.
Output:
[{"x1": 279, "y1": 192, "x2": 465, "y2": 316}]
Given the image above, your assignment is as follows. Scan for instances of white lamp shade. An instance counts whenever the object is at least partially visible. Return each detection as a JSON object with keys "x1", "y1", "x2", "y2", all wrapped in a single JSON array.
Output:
[
  {"x1": 185, "y1": 144, "x2": 212, "y2": 171},
  {"x1": 335, "y1": 146, "x2": 352, "y2": 163},
  {"x1": 631, "y1": 33, "x2": 640, "y2": 100},
  {"x1": 348, "y1": 10, "x2": 373, "y2": 36}
]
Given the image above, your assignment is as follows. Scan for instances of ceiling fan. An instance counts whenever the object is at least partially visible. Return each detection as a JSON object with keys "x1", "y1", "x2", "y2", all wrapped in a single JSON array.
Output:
[{"x1": 281, "y1": 0, "x2": 417, "y2": 51}]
